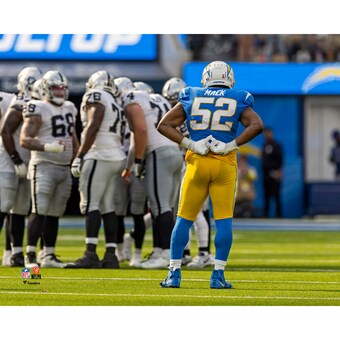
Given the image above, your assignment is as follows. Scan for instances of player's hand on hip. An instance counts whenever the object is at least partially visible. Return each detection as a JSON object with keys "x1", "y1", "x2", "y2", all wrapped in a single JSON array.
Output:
[
  {"x1": 44, "y1": 140, "x2": 65, "y2": 153},
  {"x1": 181, "y1": 135, "x2": 212, "y2": 155},
  {"x1": 14, "y1": 163, "x2": 28, "y2": 179},
  {"x1": 209, "y1": 137, "x2": 239, "y2": 155},
  {"x1": 71, "y1": 156, "x2": 83, "y2": 178}
]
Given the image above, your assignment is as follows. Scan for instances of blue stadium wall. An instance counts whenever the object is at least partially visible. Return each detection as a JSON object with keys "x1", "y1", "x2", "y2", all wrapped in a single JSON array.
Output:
[{"x1": 183, "y1": 62, "x2": 340, "y2": 218}]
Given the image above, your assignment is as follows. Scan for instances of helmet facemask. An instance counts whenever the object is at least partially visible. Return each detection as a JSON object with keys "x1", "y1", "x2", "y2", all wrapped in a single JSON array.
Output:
[{"x1": 42, "y1": 70, "x2": 68, "y2": 106}]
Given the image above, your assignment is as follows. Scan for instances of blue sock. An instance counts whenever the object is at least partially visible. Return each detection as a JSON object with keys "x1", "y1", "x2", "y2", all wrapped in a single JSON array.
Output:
[
  {"x1": 214, "y1": 218, "x2": 233, "y2": 261},
  {"x1": 170, "y1": 217, "x2": 193, "y2": 260}
]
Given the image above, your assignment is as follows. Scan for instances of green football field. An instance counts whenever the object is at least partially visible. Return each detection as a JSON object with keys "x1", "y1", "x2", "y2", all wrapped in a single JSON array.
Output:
[{"x1": 1, "y1": 219, "x2": 340, "y2": 306}]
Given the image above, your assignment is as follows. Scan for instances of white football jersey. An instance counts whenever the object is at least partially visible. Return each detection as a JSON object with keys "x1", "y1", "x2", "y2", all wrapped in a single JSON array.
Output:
[
  {"x1": 23, "y1": 100, "x2": 78, "y2": 165},
  {"x1": 80, "y1": 89, "x2": 126, "y2": 161},
  {"x1": 0, "y1": 92, "x2": 31, "y2": 173},
  {"x1": 122, "y1": 90, "x2": 176, "y2": 155},
  {"x1": 0, "y1": 91, "x2": 15, "y2": 120}
]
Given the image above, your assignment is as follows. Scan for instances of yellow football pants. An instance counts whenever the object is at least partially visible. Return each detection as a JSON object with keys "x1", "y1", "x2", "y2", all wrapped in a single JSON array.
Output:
[{"x1": 177, "y1": 152, "x2": 237, "y2": 221}]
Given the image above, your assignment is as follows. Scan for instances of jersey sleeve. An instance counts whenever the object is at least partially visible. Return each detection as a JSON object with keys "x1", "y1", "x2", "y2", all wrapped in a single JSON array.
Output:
[
  {"x1": 122, "y1": 90, "x2": 148, "y2": 109},
  {"x1": 178, "y1": 87, "x2": 190, "y2": 104},
  {"x1": 22, "y1": 100, "x2": 44, "y2": 118},
  {"x1": 241, "y1": 91, "x2": 254, "y2": 108},
  {"x1": 9, "y1": 94, "x2": 26, "y2": 111},
  {"x1": 85, "y1": 89, "x2": 106, "y2": 106}
]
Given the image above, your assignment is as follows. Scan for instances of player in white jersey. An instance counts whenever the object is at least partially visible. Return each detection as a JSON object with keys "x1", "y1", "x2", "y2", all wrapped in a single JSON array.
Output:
[
  {"x1": 162, "y1": 77, "x2": 214, "y2": 268},
  {"x1": 113, "y1": 78, "x2": 150, "y2": 267},
  {"x1": 20, "y1": 70, "x2": 79, "y2": 268},
  {"x1": 122, "y1": 87, "x2": 183, "y2": 269},
  {"x1": 0, "y1": 66, "x2": 42, "y2": 267},
  {"x1": 114, "y1": 124, "x2": 149, "y2": 267},
  {"x1": 0, "y1": 91, "x2": 16, "y2": 265},
  {"x1": 67, "y1": 70, "x2": 126, "y2": 269}
]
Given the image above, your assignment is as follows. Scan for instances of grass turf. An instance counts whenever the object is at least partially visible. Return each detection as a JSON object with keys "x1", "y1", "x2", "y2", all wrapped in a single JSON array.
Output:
[{"x1": 1, "y1": 223, "x2": 340, "y2": 306}]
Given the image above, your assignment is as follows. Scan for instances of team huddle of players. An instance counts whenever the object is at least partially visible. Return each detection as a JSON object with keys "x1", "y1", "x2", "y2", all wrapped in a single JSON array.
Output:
[{"x1": 0, "y1": 67, "x2": 213, "y2": 269}]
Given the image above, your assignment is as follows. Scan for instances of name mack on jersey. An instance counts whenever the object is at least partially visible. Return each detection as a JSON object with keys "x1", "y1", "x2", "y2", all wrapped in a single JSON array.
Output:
[{"x1": 203, "y1": 89, "x2": 227, "y2": 96}]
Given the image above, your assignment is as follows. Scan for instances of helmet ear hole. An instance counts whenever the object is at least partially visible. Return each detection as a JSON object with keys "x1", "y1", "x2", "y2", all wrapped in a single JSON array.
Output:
[{"x1": 17, "y1": 67, "x2": 42, "y2": 97}]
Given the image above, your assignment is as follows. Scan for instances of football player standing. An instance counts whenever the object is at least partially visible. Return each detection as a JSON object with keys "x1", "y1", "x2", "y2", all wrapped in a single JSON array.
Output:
[
  {"x1": 122, "y1": 81, "x2": 183, "y2": 269},
  {"x1": 0, "y1": 67, "x2": 42, "y2": 267},
  {"x1": 158, "y1": 61, "x2": 263, "y2": 288},
  {"x1": 20, "y1": 70, "x2": 79, "y2": 268},
  {"x1": 68, "y1": 71, "x2": 126, "y2": 269}
]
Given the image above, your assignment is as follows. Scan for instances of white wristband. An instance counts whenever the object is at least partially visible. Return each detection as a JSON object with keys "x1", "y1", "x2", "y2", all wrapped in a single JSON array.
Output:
[
  {"x1": 228, "y1": 139, "x2": 239, "y2": 151},
  {"x1": 44, "y1": 143, "x2": 64, "y2": 153},
  {"x1": 180, "y1": 137, "x2": 192, "y2": 150}
]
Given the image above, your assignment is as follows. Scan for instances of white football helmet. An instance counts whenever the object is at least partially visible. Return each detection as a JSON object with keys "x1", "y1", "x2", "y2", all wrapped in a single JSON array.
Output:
[
  {"x1": 86, "y1": 70, "x2": 118, "y2": 96},
  {"x1": 162, "y1": 77, "x2": 187, "y2": 106},
  {"x1": 133, "y1": 81, "x2": 154, "y2": 94},
  {"x1": 201, "y1": 61, "x2": 235, "y2": 88},
  {"x1": 17, "y1": 67, "x2": 42, "y2": 97},
  {"x1": 32, "y1": 78, "x2": 44, "y2": 100},
  {"x1": 114, "y1": 77, "x2": 134, "y2": 98},
  {"x1": 42, "y1": 70, "x2": 68, "y2": 105}
]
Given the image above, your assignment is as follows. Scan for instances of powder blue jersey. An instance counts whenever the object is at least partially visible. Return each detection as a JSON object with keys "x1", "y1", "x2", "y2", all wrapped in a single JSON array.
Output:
[{"x1": 179, "y1": 86, "x2": 254, "y2": 143}]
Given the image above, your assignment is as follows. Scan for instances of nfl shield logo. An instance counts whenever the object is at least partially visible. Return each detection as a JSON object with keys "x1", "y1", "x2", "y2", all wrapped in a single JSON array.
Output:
[{"x1": 21, "y1": 268, "x2": 31, "y2": 279}]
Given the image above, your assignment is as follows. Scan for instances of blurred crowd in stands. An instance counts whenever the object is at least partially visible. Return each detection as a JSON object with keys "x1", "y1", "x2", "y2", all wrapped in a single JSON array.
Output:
[{"x1": 186, "y1": 34, "x2": 340, "y2": 62}]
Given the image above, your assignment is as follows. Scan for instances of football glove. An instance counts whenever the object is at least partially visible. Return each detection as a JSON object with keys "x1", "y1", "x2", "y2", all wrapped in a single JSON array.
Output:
[
  {"x1": 44, "y1": 141, "x2": 65, "y2": 153},
  {"x1": 71, "y1": 155, "x2": 84, "y2": 178},
  {"x1": 209, "y1": 137, "x2": 239, "y2": 155},
  {"x1": 180, "y1": 135, "x2": 212, "y2": 155},
  {"x1": 10, "y1": 151, "x2": 27, "y2": 178},
  {"x1": 14, "y1": 163, "x2": 28, "y2": 179},
  {"x1": 132, "y1": 158, "x2": 146, "y2": 180}
]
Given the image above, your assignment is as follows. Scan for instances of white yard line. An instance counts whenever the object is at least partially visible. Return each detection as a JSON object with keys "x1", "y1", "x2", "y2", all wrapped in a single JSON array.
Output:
[
  {"x1": 0, "y1": 290, "x2": 340, "y2": 301},
  {"x1": 1, "y1": 275, "x2": 340, "y2": 284}
]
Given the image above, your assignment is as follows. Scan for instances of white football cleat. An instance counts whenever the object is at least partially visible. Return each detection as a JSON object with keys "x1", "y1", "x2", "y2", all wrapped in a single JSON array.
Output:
[
  {"x1": 187, "y1": 252, "x2": 214, "y2": 268},
  {"x1": 2, "y1": 250, "x2": 12, "y2": 267},
  {"x1": 181, "y1": 254, "x2": 192, "y2": 266},
  {"x1": 129, "y1": 253, "x2": 142, "y2": 268},
  {"x1": 116, "y1": 243, "x2": 128, "y2": 262},
  {"x1": 40, "y1": 254, "x2": 66, "y2": 268},
  {"x1": 140, "y1": 256, "x2": 169, "y2": 269},
  {"x1": 25, "y1": 251, "x2": 39, "y2": 268}
]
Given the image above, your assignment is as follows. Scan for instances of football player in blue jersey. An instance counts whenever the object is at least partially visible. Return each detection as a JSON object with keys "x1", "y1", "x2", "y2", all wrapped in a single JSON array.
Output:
[{"x1": 157, "y1": 61, "x2": 263, "y2": 289}]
